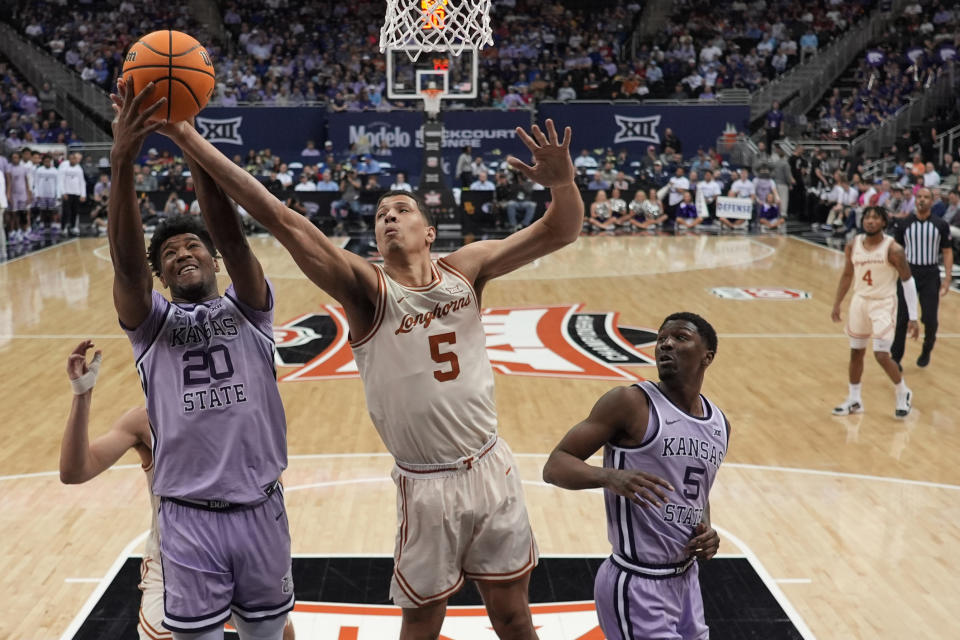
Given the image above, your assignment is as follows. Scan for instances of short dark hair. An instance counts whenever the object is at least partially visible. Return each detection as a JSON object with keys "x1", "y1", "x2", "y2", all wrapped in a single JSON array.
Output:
[
  {"x1": 147, "y1": 215, "x2": 218, "y2": 278},
  {"x1": 375, "y1": 190, "x2": 436, "y2": 228},
  {"x1": 660, "y1": 312, "x2": 718, "y2": 354},
  {"x1": 862, "y1": 205, "x2": 888, "y2": 227}
]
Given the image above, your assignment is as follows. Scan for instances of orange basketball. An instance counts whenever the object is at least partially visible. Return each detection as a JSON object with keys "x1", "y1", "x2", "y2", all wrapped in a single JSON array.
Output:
[{"x1": 121, "y1": 30, "x2": 215, "y2": 122}]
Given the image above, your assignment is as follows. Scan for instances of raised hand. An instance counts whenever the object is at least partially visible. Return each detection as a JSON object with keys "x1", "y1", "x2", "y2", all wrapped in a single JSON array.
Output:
[
  {"x1": 109, "y1": 79, "x2": 167, "y2": 164},
  {"x1": 603, "y1": 467, "x2": 674, "y2": 508},
  {"x1": 66, "y1": 340, "x2": 101, "y2": 381},
  {"x1": 506, "y1": 119, "x2": 574, "y2": 188},
  {"x1": 685, "y1": 522, "x2": 720, "y2": 560}
]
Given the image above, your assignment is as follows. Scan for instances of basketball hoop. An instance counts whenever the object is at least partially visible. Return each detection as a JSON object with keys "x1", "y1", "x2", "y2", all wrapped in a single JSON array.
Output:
[
  {"x1": 380, "y1": 0, "x2": 493, "y2": 61},
  {"x1": 422, "y1": 88, "x2": 443, "y2": 117}
]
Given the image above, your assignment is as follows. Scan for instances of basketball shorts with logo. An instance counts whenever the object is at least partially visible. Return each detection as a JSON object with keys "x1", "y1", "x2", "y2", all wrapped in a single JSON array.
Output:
[
  {"x1": 594, "y1": 556, "x2": 709, "y2": 640},
  {"x1": 846, "y1": 294, "x2": 896, "y2": 348},
  {"x1": 390, "y1": 436, "x2": 539, "y2": 608},
  {"x1": 158, "y1": 488, "x2": 294, "y2": 633},
  {"x1": 138, "y1": 555, "x2": 171, "y2": 640}
]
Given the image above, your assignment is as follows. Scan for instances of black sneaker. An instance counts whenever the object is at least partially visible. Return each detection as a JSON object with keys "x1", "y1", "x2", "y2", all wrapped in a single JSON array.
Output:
[{"x1": 917, "y1": 350, "x2": 931, "y2": 368}]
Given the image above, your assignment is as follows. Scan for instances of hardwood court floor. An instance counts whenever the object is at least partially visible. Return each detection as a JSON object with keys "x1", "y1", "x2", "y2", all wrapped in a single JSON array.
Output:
[{"x1": 0, "y1": 234, "x2": 958, "y2": 639}]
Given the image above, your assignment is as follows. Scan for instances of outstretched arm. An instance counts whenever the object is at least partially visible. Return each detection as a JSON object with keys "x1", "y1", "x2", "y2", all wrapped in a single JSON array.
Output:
[
  {"x1": 107, "y1": 81, "x2": 167, "y2": 328},
  {"x1": 542, "y1": 386, "x2": 674, "y2": 508},
  {"x1": 183, "y1": 142, "x2": 269, "y2": 310},
  {"x1": 831, "y1": 241, "x2": 855, "y2": 323},
  {"x1": 161, "y1": 121, "x2": 379, "y2": 321},
  {"x1": 59, "y1": 341, "x2": 151, "y2": 484},
  {"x1": 443, "y1": 120, "x2": 583, "y2": 291}
]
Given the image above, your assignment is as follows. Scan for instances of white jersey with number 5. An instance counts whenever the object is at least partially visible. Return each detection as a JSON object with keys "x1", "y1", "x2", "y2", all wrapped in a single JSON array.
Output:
[
  {"x1": 351, "y1": 259, "x2": 497, "y2": 465},
  {"x1": 851, "y1": 234, "x2": 897, "y2": 299}
]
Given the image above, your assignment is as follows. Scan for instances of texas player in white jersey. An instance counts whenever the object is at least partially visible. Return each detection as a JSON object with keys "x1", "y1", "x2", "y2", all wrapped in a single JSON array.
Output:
[
  {"x1": 59, "y1": 341, "x2": 295, "y2": 640},
  {"x1": 831, "y1": 206, "x2": 919, "y2": 418},
  {"x1": 164, "y1": 116, "x2": 583, "y2": 639}
]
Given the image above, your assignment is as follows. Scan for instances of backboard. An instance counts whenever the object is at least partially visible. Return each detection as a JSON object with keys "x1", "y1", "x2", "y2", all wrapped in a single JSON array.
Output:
[{"x1": 386, "y1": 46, "x2": 478, "y2": 101}]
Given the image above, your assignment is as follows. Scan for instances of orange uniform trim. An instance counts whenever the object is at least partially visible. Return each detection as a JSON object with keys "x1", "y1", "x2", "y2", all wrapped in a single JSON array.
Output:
[
  {"x1": 349, "y1": 266, "x2": 386, "y2": 347},
  {"x1": 464, "y1": 537, "x2": 537, "y2": 581},
  {"x1": 395, "y1": 262, "x2": 443, "y2": 291},
  {"x1": 138, "y1": 608, "x2": 172, "y2": 639},
  {"x1": 394, "y1": 567, "x2": 465, "y2": 607}
]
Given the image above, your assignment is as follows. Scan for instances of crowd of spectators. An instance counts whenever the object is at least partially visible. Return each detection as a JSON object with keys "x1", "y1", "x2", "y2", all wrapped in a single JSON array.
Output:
[
  {"x1": 209, "y1": 0, "x2": 872, "y2": 107},
  {"x1": 810, "y1": 1, "x2": 959, "y2": 141},
  {"x1": 210, "y1": 0, "x2": 643, "y2": 109},
  {"x1": 13, "y1": 0, "x2": 217, "y2": 93},
  {"x1": 6, "y1": 0, "x2": 872, "y2": 111},
  {"x1": 0, "y1": 57, "x2": 79, "y2": 152},
  {"x1": 631, "y1": 0, "x2": 874, "y2": 100}
]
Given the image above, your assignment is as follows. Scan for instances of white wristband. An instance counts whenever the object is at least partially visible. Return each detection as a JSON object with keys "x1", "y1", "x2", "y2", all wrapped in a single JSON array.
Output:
[
  {"x1": 70, "y1": 352, "x2": 102, "y2": 395},
  {"x1": 902, "y1": 277, "x2": 919, "y2": 322}
]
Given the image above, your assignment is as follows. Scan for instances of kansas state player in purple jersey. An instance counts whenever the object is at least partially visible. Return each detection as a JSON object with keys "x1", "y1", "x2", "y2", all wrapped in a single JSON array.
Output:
[
  {"x1": 108, "y1": 81, "x2": 293, "y2": 640},
  {"x1": 544, "y1": 312, "x2": 727, "y2": 640}
]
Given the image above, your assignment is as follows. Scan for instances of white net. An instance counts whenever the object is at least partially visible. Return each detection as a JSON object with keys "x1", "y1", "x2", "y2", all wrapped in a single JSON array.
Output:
[{"x1": 380, "y1": 0, "x2": 493, "y2": 60}]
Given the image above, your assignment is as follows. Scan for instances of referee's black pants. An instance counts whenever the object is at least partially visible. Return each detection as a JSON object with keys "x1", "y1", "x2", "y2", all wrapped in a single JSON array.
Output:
[{"x1": 892, "y1": 264, "x2": 941, "y2": 362}]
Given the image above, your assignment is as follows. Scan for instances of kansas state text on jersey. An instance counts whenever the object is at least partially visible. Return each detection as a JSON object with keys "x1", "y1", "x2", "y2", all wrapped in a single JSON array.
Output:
[
  {"x1": 124, "y1": 282, "x2": 287, "y2": 504},
  {"x1": 604, "y1": 380, "x2": 728, "y2": 565}
]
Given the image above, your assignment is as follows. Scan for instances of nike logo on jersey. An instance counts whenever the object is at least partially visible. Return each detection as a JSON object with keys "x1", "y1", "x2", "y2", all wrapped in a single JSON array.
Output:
[
  {"x1": 665, "y1": 418, "x2": 680, "y2": 425},
  {"x1": 396, "y1": 296, "x2": 406, "y2": 304}
]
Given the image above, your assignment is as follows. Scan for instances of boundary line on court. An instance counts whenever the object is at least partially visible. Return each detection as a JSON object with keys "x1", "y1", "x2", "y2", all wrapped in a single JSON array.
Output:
[
  {"x1": 7, "y1": 457, "x2": 960, "y2": 492},
  {"x1": 789, "y1": 234, "x2": 960, "y2": 291},
  {"x1": 57, "y1": 477, "x2": 815, "y2": 640},
  {"x1": 89, "y1": 236, "x2": 779, "y2": 281},
  {"x1": 59, "y1": 529, "x2": 149, "y2": 640},
  {"x1": 713, "y1": 525, "x2": 817, "y2": 640},
  {"x1": 0, "y1": 238, "x2": 79, "y2": 266}
]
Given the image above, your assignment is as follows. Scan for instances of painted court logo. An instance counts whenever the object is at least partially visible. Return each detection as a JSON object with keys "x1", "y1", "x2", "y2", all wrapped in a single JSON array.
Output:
[
  {"x1": 273, "y1": 304, "x2": 656, "y2": 382},
  {"x1": 709, "y1": 287, "x2": 811, "y2": 300}
]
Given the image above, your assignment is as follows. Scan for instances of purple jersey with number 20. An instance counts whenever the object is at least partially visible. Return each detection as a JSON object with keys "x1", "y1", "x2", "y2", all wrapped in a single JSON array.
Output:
[{"x1": 124, "y1": 281, "x2": 287, "y2": 504}]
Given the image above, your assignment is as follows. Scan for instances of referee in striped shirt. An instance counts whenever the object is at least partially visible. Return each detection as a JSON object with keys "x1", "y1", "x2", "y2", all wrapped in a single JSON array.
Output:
[{"x1": 892, "y1": 187, "x2": 954, "y2": 368}]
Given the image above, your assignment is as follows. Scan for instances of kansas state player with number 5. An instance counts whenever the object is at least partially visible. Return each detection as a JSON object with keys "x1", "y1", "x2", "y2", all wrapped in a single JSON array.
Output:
[
  {"x1": 544, "y1": 312, "x2": 727, "y2": 640},
  {"x1": 108, "y1": 81, "x2": 293, "y2": 640},
  {"x1": 160, "y1": 114, "x2": 583, "y2": 640}
]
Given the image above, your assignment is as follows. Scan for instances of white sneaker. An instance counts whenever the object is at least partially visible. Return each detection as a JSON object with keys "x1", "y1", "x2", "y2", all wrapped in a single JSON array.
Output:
[
  {"x1": 895, "y1": 388, "x2": 912, "y2": 418},
  {"x1": 833, "y1": 399, "x2": 864, "y2": 416}
]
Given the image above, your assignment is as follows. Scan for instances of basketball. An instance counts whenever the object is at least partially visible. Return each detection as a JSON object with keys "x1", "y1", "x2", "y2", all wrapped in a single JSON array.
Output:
[{"x1": 121, "y1": 30, "x2": 215, "y2": 123}]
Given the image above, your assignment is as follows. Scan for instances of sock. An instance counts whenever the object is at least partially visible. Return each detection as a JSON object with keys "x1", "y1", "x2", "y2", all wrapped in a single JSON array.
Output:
[
  {"x1": 849, "y1": 383, "x2": 862, "y2": 402},
  {"x1": 895, "y1": 380, "x2": 908, "y2": 394}
]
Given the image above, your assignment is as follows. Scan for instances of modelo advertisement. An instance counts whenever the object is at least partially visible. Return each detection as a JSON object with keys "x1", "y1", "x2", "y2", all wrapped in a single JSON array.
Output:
[
  {"x1": 327, "y1": 109, "x2": 532, "y2": 181},
  {"x1": 145, "y1": 107, "x2": 328, "y2": 164},
  {"x1": 537, "y1": 102, "x2": 750, "y2": 157}
]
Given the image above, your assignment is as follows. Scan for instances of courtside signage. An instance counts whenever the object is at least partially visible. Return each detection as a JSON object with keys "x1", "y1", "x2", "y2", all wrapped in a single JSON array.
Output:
[
  {"x1": 709, "y1": 287, "x2": 812, "y2": 300},
  {"x1": 274, "y1": 304, "x2": 656, "y2": 382}
]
